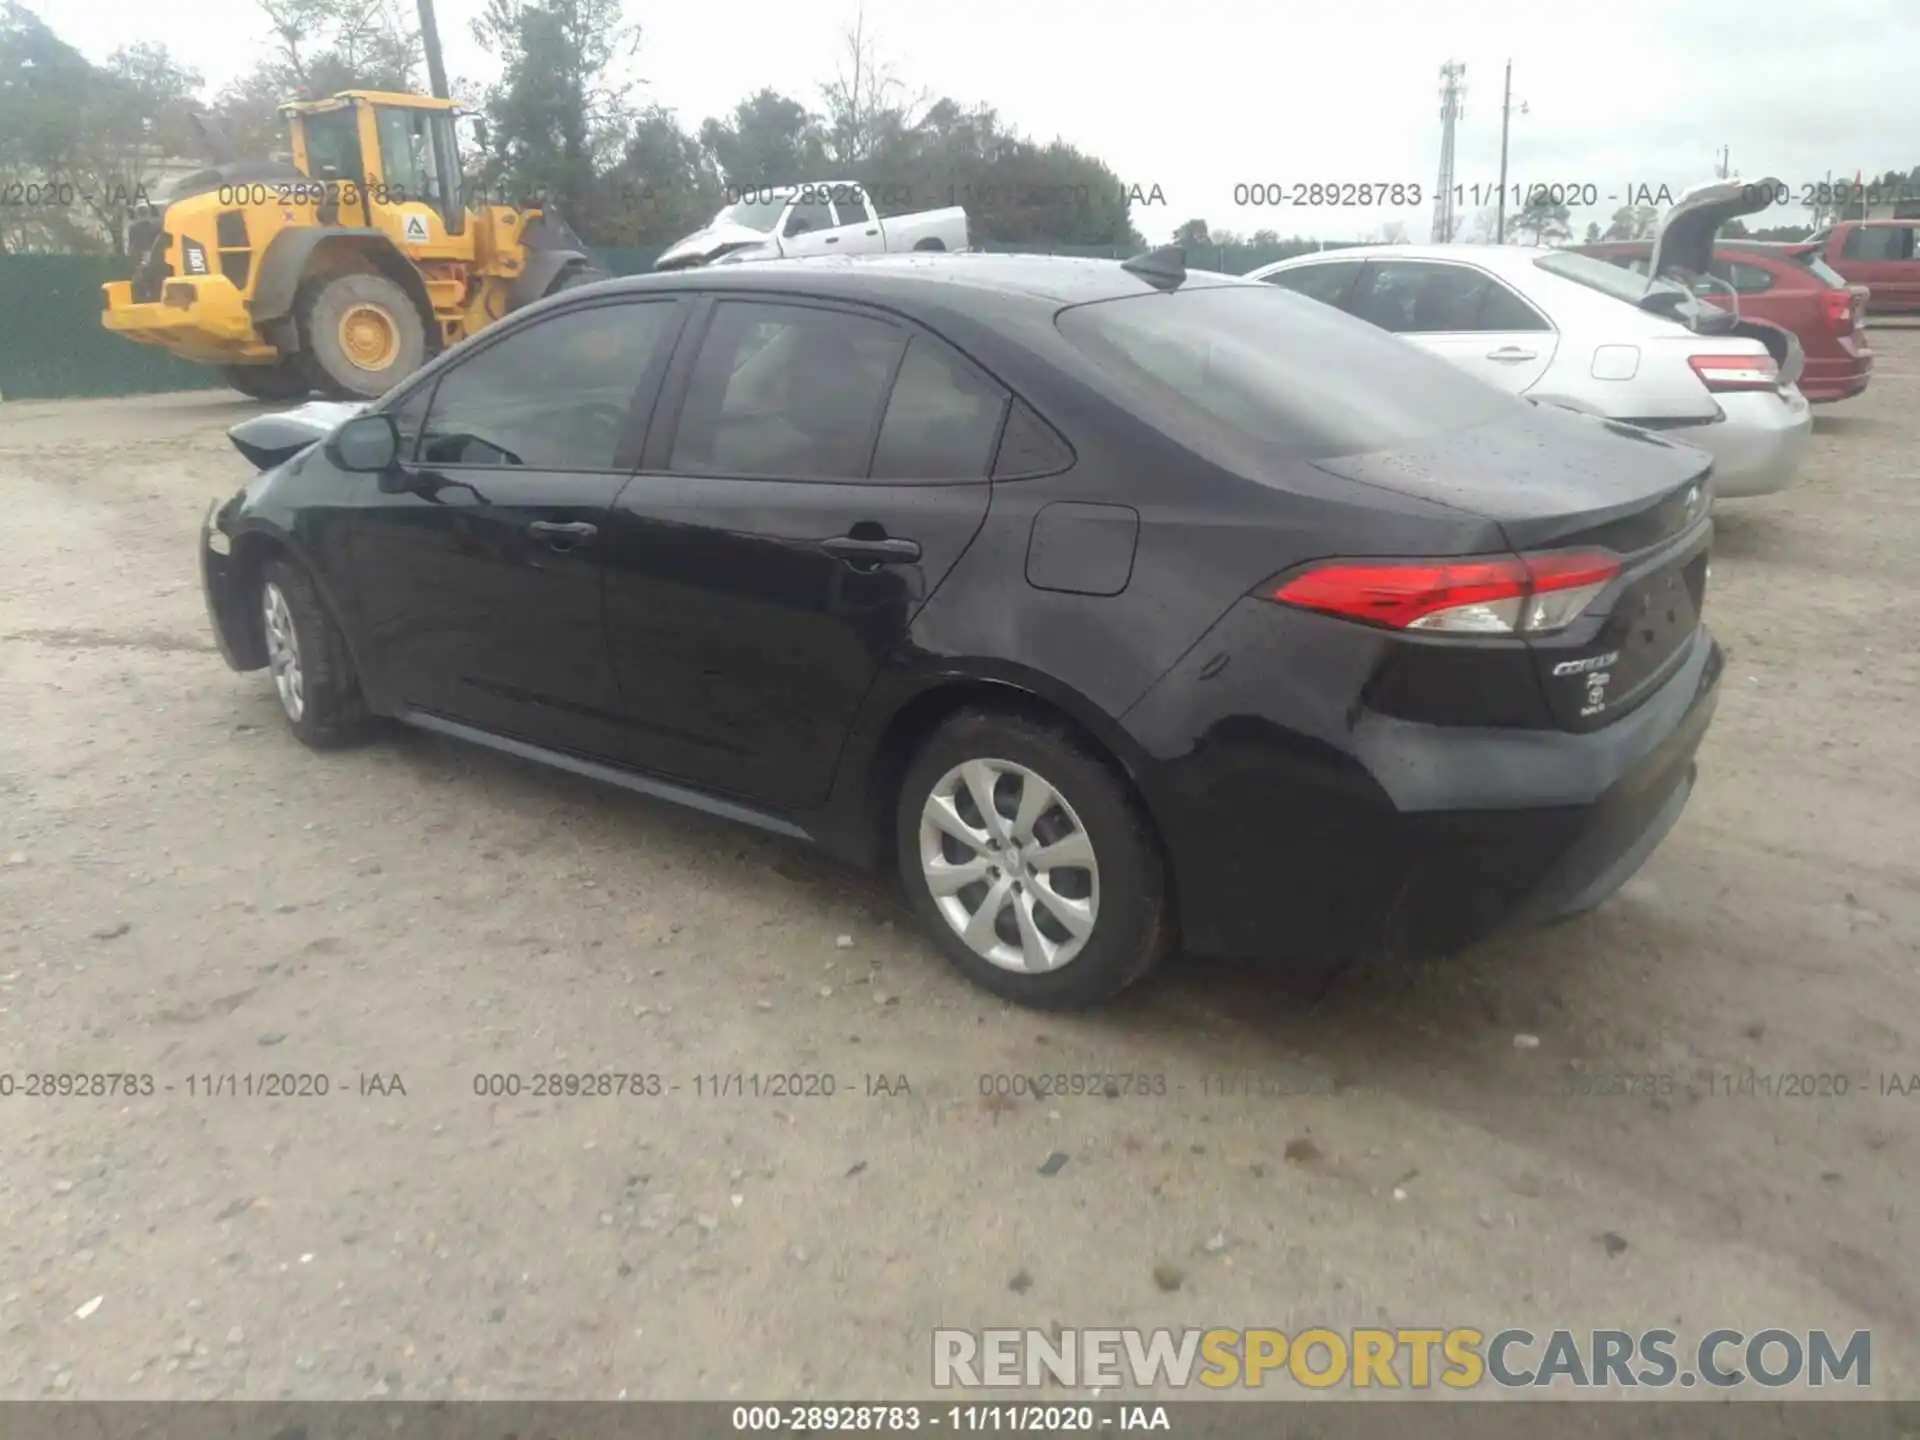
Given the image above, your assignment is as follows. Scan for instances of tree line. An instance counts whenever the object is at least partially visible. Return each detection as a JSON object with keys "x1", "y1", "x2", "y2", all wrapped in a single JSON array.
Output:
[{"x1": 2, "y1": 0, "x2": 1234, "y2": 256}]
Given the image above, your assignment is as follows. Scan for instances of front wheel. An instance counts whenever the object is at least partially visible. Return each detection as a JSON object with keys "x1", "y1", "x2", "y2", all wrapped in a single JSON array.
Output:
[
  {"x1": 257, "y1": 558, "x2": 372, "y2": 749},
  {"x1": 895, "y1": 710, "x2": 1173, "y2": 1010}
]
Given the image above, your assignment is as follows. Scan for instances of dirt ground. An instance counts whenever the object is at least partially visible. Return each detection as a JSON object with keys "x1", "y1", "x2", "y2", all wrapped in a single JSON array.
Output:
[{"x1": 1, "y1": 330, "x2": 1917, "y2": 1406}]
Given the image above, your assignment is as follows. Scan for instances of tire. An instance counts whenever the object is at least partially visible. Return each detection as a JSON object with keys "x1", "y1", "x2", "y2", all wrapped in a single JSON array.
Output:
[
  {"x1": 912, "y1": 238, "x2": 946, "y2": 251},
  {"x1": 257, "y1": 557, "x2": 372, "y2": 749},
  {"x1": 546, "y1": 262, "x2": 612, "y2": 296},
  {"x1": 222, "y1": 361, "x2": 311, "y2": 402},
  {"x1": 295, "y1": 270, "x2": 427, "y2": 400},
  {"x1": 895, "y1": 708, "x2": 1173, "y2": 1010}
]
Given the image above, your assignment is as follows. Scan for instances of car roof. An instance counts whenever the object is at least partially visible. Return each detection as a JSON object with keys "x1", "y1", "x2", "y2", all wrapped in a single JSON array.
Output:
[
  {"x1": 585, "y1": 253, "x2": 1254, "y2": 310},
  {"x1": 1262, "y1": 243, "x2": 1558, "y2": 275}
]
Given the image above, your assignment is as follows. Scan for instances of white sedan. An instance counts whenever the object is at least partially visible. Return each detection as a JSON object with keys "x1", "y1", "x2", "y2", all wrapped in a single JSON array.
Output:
[{"x1": 1245, "y1": 189, "x2": 1811, "y2": 498}]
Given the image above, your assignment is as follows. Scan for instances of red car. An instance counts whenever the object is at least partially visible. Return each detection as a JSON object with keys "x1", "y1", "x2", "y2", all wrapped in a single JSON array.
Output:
[
  {"x1": 1577, "y1": 239, "x2": 1872, "y2": 403},
  {"x1": 1806, "y1": 220, "x2": 1920, "y2": 315}
]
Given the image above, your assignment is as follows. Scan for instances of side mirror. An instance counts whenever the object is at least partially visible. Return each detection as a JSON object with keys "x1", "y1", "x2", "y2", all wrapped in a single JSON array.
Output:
[{"x1": 326, "y1": 412, "x2": 400, "y2": 472}]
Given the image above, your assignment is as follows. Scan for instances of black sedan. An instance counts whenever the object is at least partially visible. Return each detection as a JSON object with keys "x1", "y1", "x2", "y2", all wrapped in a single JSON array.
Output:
[{"x1": 201, "y1": 248, "x2": 1723, "y2": 1010}]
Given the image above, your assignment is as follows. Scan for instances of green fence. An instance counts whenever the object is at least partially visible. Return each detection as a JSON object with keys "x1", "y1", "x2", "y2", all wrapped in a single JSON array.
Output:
[
  {"x1": 0, "y1": 241, "x2": 1357, "y2": 401},
  {"x1": 0, "y1": 255, "x2": 227, "y2": 401}
]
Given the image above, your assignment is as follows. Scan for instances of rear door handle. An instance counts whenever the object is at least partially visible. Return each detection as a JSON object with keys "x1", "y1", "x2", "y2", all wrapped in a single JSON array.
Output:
[
  {"x1": 821, "y1": 535, "x2": 921, "y2": 565},
  {"x1": 825, "y1": 235, "x2": 840, "y2": 244},
  {"x1": 1486, "y1": 346, "x2": 1538, "y2": 362},
  {"x1": 528, "y1": 520, "x2": 598, "y2": 549}
]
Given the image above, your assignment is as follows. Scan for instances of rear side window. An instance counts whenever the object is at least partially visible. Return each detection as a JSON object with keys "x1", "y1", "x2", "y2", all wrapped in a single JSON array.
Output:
[
  {"x1": 1056, "y1": 282, "x2": 1524, "y2": 463},
  {"x1": 1350, "y1": 261, "x2": 1549, "y2": 334},
  {"x1": 1708, "y1": 258, "x2": 1775, "y2": 293},
  {"x1": 993, "y1": 399, "x2": 1074, "y2": 478},
  {"x1": 1841, "y1": 226, "x2": 1916, "y2": 261},
  {"x1": 1261, "y1": 260, "x2": 1362, "y2": 308},
  {"x1": 869, "y1": 336, "x2": 1009, "y2": 480},
  {"x1": 668, "y1": 301, "x2": 906, "y2": 480}
]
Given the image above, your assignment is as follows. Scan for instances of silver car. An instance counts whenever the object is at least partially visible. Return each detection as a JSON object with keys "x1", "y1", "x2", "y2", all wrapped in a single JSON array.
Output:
[{"x1": 1245, "y1": 182, "x2": 1811, "y2": 498}]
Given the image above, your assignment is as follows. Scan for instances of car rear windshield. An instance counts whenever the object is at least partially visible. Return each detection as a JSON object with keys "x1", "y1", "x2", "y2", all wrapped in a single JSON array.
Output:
[
  {"x1": 1054, "y1": 282, "x2": 1522, "y2": 462},
  {"x1": 1533, "y1": 249, "x2": 1713, "y2": 310},
  {"x1": 1794, "y1": 252, "x2": 1849, "y2": 288}
]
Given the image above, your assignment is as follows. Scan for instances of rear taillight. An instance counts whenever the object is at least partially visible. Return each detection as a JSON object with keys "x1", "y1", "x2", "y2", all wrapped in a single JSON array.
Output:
[
  {"x1": 1263, "y1": 551, "x2": 1622, "y2": 636},
  {"x1": 1820, "y1": 289, "x2": 1855, "y2": 335},
  {"x1": 1689, "y1": 352, "x2": 1780, "y2": 392}
]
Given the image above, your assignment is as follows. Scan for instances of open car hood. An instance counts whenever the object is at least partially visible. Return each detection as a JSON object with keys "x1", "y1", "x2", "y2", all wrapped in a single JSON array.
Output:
[
  {"x1": 1648, "y1": 177, "x2": 1784, "y2": 279},
  {"x1": 227, "y1": 399, "x2": 365, "y2": 470}
]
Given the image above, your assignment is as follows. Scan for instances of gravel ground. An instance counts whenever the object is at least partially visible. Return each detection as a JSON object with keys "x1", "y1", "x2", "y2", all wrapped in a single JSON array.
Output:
[{"x1": 1, "y1": 332, "x2": 1917, "y2": 1404}]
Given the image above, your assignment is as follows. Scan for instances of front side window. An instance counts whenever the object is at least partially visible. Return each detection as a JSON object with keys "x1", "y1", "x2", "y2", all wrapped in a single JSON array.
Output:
[
  {"x1": 785, "y1": 200, "x2": 834, "y2": 236},
  {"x1": 1260, "y1": 260, "x2": 1362, "y2": 308},
  {"x1": 417, "y1": 301, "x2": 678, "y2": 470},
  {"x1": 668, "y1": 301, "x2": 907, "y2": 480},
  {"x1": 301, "y1": 108, "x2": 363, "y2": 181}
]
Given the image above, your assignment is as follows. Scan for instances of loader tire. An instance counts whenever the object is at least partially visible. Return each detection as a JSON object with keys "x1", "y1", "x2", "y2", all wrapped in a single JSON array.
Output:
[
  {"x1": 222, "y1": 361, "x2": 311, "y2": 402},
  {"x1": 296, "y1": 271, "x2": 427, "y2": 400}
]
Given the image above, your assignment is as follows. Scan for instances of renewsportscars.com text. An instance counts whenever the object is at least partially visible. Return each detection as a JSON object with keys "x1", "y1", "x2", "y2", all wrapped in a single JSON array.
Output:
[{"x1": 932, "y1": 1327, "x2": 1871, "y2": 1390}]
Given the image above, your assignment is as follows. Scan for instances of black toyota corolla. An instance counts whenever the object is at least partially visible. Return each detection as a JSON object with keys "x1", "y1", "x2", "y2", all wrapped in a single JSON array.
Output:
[{"x1": 200, "y1": 248, "x2": 1723, "y2": 1010}]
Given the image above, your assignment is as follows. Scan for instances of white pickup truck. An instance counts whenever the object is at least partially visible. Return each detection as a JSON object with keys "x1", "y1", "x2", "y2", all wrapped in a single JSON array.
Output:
[{"x1": 654, "y1": 182, "x2": 970, "y2": 270}]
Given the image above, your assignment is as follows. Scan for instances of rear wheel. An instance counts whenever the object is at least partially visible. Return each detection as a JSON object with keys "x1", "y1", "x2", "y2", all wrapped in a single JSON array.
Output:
[
  {"x1": 222, "y1": 361, "x2": 310, "y2": 401},
  {"x1": 257, "y1": 558, "x2": 372, "y2": 749},
  {"x1": 296, "y1": 271, "x2": 427, "y2": 400},
  {"x1": 895, "y1": 709, "x2": 1173, "y2": 1010}
]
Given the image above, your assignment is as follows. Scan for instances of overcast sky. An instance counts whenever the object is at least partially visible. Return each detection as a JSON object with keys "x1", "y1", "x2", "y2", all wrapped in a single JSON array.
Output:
[{"x1": 57, "y1": 0, "x2": 1920, "y2": 244}]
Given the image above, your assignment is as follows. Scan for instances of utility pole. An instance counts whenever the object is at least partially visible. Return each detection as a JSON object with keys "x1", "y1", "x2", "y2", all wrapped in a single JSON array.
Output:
[
  {"x1": 417, "y1": 0, "x2": 450, "y2": 100},
  {"x1": 1715, "y1": 146, "x2": 1730, "y2": 180},
  {"x1": 1431, "y1": 61, "x2": 1466, "y2": 245},
  {"x1": 1494, "y1": 61, "x2": 1527, "y2": 244}
]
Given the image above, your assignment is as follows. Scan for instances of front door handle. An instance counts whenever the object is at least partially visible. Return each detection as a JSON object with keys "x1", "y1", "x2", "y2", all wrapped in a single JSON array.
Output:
[
  {"x1": 528, "y1": 520, "x2": 598, "y2": 550},
  {"x1": 821, "y1": 535, "x2": 921, "y2": 566},
  {"x1": 825, "y1": 235, "x2": 840, "y2": 244},
  {"x1": 1486, "y1": 346, "x2": 1538, "y2": 362}
]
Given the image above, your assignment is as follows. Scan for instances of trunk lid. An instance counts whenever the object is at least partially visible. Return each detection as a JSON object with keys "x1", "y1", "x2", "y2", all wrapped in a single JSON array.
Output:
[
  {"x1": 1649, "y1": 176, "x2": 1785, "y2": 279},
  {"x1": 1312, "y1": 403, "x2": 1714, "y2": 730}
]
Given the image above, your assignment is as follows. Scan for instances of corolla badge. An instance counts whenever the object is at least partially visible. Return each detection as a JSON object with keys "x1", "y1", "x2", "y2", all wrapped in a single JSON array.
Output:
[{"x1": 1552, "y1": 650, "x2": 1620, "y2": 677}]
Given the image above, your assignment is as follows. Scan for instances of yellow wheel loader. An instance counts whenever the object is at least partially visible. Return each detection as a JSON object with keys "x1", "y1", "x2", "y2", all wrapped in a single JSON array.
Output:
[{"x1": 100, "y1": 92, "x2": 608, "y2": 400}]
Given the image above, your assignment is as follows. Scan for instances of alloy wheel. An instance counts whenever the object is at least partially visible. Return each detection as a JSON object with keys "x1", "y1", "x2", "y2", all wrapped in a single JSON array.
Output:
[
  {"x1": 261, "y1": 581, "x2": 305, "y2": 722},
  {"x1": 917, "y1": 758, "x2": 1100, "y2": 972}
]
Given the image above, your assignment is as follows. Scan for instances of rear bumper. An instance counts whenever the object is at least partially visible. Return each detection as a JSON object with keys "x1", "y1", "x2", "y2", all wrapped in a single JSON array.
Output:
[
  {"x1": 101, "y1": 279, "x2": 277, "y2": 365},
  {"x1": 1126, "y1": 611, "x2": 1724, "y2": 964},
  {"x1": 1673, "y1": 388, "x2": 1811, "y2": 498},
  {"x1": 1801, "y1": 347, "x2": 1873, "y2": 403}
]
